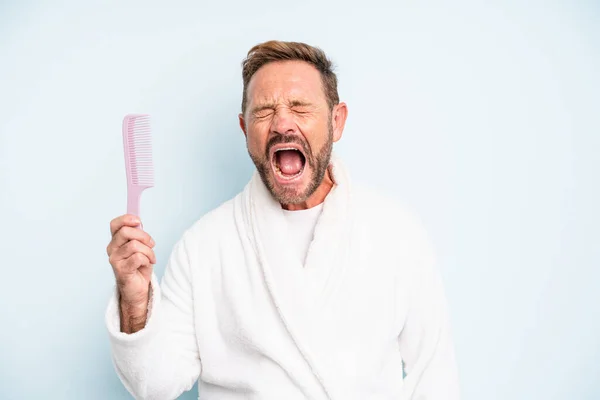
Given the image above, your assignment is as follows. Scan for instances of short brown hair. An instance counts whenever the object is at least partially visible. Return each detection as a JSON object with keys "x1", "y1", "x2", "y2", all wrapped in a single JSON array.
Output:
[{"x1": 241, "y1": 40, "x2": 339, "y2": 114}]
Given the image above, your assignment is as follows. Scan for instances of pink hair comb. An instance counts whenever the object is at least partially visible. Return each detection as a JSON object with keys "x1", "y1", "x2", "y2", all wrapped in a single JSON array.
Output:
[{"x1": 122, "y1": 114, "x2": 154, "y2": 228}]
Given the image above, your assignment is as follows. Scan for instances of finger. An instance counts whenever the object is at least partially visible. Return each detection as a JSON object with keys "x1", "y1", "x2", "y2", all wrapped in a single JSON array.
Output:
[
  {"x1": 110, "y1": 214, "x2": 142, "y2": 236},
  {"x1": 121, "y1": 253, "x2": 151, "y2": 275},
  {"x1": 111, "y1": 251, "x2": 151, "y2": 277},
  {"x1": 111, "y1": 240, "x2": 156, "y2": 265},
  {"x1": 107, "y1": 226, "x2": 154, "y2": 257},
  {"x1": 110, "y1": 226, "x2": 155, "y2": 251}
]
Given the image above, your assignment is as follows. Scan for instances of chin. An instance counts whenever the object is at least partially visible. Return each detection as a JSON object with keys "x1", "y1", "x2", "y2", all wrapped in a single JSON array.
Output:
[{"x1": 268, "y1": 168, "x2": 311, "y2": 204}]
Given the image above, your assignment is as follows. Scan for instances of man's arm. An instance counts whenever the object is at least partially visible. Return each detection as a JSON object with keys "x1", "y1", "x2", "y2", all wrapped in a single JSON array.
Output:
[
  {"x1": 106, "y1": 236, "x2": 201, "y2": 400},
  {"x1": 119, "y1": 281, "x2": 151, "y2": 334}
]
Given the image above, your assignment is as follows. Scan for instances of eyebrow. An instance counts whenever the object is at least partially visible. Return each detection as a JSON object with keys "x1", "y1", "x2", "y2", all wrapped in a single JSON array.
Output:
[{"x1": 288, "y1": 99, "x2": 313, "y2": 108}]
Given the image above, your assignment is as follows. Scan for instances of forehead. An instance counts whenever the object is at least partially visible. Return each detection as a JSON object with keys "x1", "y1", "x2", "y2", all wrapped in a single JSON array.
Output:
[{"x1": 247, "y1": 60, "x2": 326, "y2": 104}]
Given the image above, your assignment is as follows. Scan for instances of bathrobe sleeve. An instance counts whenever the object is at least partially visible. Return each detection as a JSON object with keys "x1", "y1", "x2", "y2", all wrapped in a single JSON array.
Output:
[
  {"x1": 105, "y1": 237, "x2": 201, "y2": 400},
  {"x1": 397, "y1": 220, "x2": 461, "y2": 399}
]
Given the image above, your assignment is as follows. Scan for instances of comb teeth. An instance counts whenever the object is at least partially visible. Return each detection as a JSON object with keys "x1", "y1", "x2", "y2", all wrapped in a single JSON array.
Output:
[{"x1": 124, "y1": 114, "x2": 154, "y2": 187}]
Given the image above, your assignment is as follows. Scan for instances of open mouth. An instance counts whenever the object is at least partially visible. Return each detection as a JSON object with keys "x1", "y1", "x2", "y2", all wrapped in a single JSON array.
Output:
[{"x1": 271, "y1": 145, "x2": 307, "y2": 181}]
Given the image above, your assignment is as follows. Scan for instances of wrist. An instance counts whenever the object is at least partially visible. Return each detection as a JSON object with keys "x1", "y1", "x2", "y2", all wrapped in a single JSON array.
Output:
[
  {"x1": 120, "y1": 296, "x2": 149, "y2": 313},
  {"x1": 117, "y1": 280, "x2": 151, "y2": 310},
  {"x1": 119, "y1": 301, "x2": 148, "y2": 334},
  {"x1": 118, "y1": 292, "x2": 150, "y2": 334}
]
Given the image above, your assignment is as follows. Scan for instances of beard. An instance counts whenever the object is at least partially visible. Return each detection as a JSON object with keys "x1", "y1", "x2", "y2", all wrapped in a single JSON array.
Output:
[{"x1": 247, "y1": 125, "x2": 333, "y2": 205}]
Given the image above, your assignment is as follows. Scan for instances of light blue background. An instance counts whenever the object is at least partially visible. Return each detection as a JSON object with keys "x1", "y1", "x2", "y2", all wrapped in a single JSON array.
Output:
[{"x1": 1, "y1": 1, "x2": 598, "y2": 399}]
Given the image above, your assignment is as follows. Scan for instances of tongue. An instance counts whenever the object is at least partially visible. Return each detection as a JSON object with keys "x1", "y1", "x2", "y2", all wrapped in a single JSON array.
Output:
[{"x1": 277, "y1": 150, "x2": 303, "y2": 175}]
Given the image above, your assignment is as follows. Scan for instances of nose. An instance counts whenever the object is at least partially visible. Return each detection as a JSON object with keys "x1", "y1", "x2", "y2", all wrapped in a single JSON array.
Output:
[{"x1": 270, "y1": 107, "x2": 296, "y2": 136}]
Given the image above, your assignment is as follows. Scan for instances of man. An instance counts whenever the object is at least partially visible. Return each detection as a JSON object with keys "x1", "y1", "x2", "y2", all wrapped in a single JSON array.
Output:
[{"x1": 106, "y1": 40, "x2": 460, "y2": 399}]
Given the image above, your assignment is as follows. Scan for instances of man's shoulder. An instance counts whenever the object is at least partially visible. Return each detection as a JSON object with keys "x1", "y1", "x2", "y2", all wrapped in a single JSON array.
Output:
[{"x1": 180, "y1": 194, "x2": 240, "y2": 242}]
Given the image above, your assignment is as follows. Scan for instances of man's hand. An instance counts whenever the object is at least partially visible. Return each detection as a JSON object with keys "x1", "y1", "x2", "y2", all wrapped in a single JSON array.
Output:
[{"x1": 107, "y1": 214, "x2": 156, "y2": 333}]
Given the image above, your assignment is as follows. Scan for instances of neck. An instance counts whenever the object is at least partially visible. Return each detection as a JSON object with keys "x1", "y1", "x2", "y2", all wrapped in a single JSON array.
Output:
[{"x1": 281, "y1": 167, "x2": 334, "y2": 211}]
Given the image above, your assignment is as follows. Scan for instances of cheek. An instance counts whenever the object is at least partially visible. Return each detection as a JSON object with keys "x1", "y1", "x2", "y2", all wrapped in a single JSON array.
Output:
[
  {"x1": 247, "y1": 124, "x2": 269, "y2": 152},
  {"x1": 299, "y1": 118, "x2": 330, "y2": 148}
]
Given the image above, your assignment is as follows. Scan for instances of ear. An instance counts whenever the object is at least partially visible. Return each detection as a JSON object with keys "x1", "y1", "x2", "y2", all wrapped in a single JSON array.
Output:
[
  {"x1": 331, "y1": 102, "x2": 348, "y2": 143},
  {"x1": 238, "y1": 113, "x2": 247, "y2": 138}
]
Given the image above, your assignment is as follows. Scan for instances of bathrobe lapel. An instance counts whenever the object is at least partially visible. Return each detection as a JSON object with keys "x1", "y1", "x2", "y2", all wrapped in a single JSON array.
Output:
[{"x1": 241, "y1": 155, "x2": 354, "y2": 399}]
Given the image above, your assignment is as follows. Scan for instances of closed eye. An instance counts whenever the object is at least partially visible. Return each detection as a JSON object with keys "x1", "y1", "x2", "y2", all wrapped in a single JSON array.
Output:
[
  {"x1": 291, "y1": 106, "x2": 312, "y2": 115},
  {"x1": 253, "y1": 109, "x2": 274, "y2": 119}
]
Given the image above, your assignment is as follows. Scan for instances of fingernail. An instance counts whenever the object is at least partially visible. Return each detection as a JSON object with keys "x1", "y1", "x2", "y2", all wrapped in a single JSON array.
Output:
[
  {"x1": 132, "y1": 217, "x2": 141, "y2": 224},
  {"x1": 150, "y1": 238, "x2": 155, "y2": 246}
]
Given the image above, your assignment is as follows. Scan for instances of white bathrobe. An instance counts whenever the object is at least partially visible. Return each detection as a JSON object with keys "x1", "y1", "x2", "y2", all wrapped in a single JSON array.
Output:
[{"x1": 106, "y1": 156, "x2": 460, "y2": 400}]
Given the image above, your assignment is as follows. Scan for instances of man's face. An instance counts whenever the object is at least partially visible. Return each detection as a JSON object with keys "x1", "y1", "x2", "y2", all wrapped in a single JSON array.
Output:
[{"x1": 240, "y1": 60, "x2": 340, "y2": 205}]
